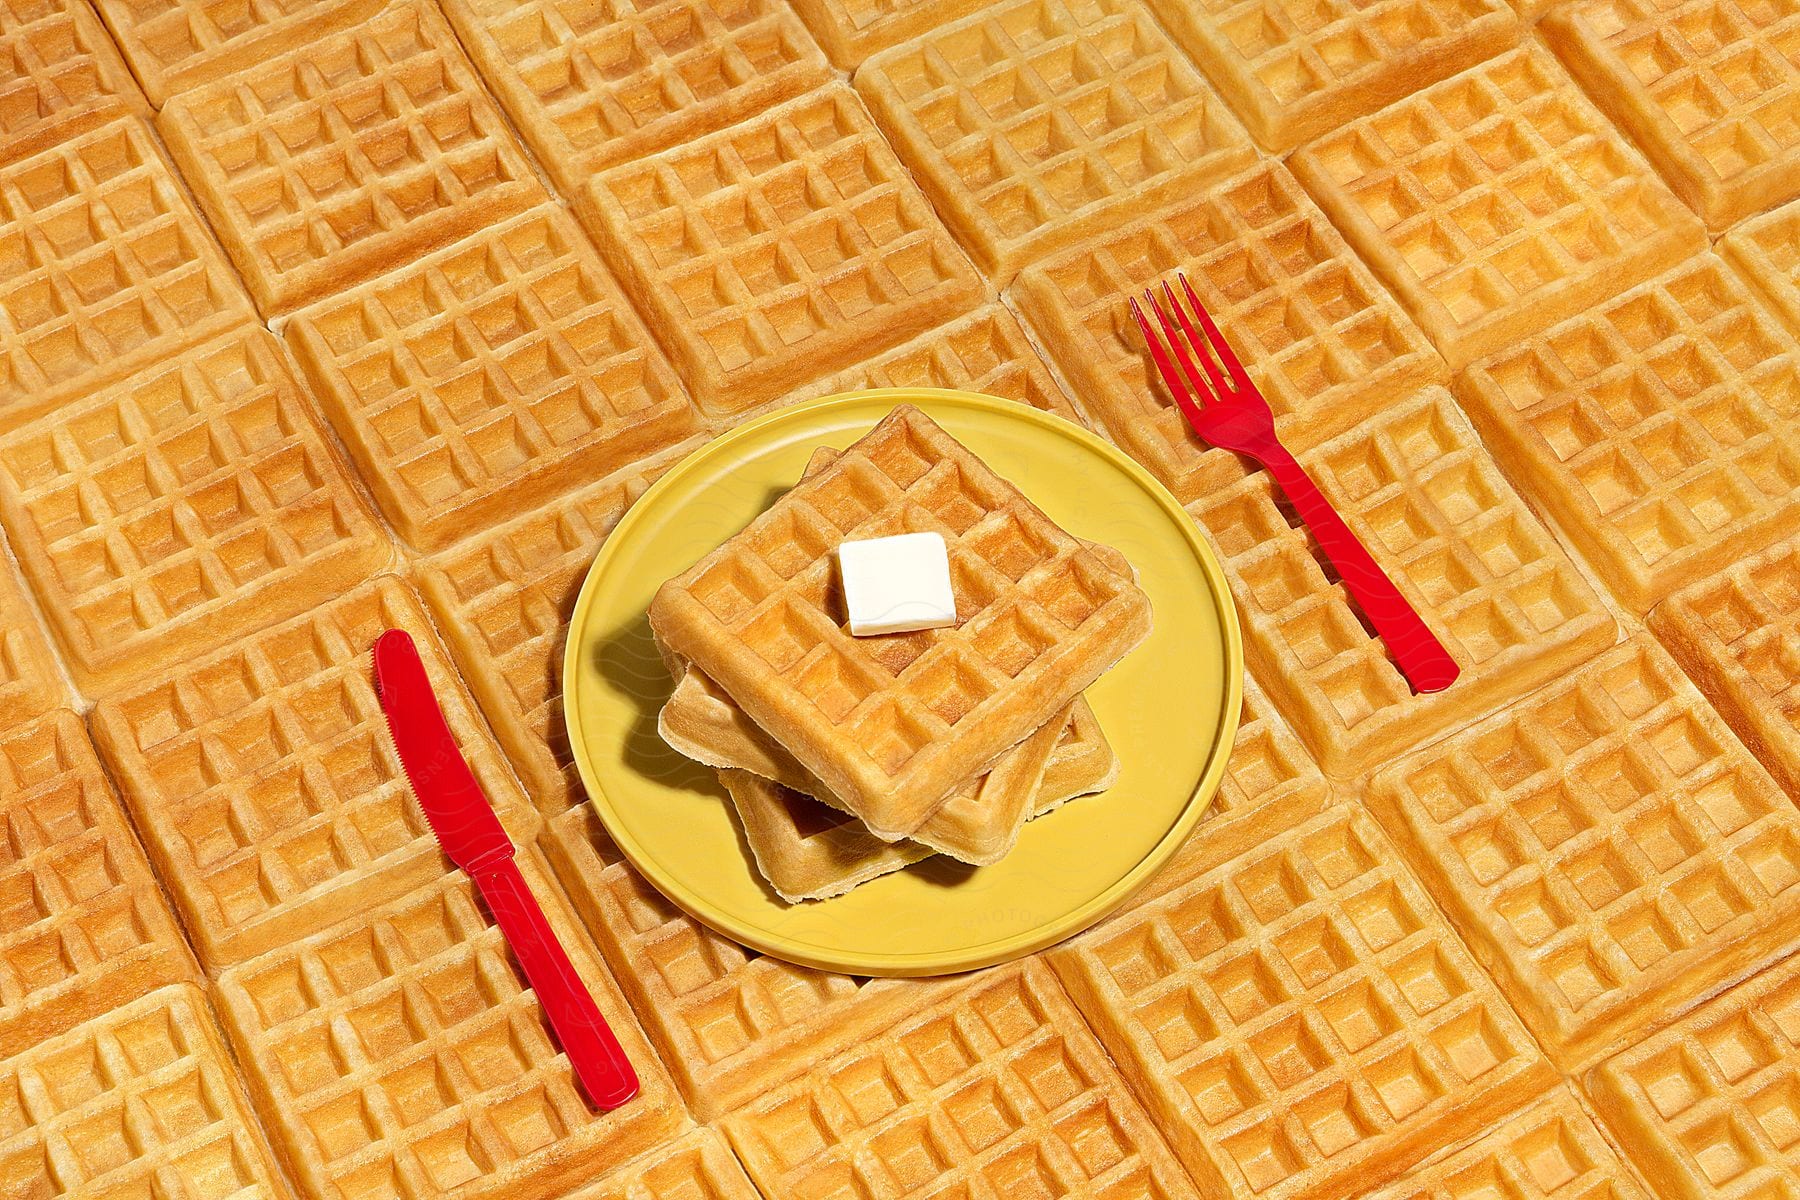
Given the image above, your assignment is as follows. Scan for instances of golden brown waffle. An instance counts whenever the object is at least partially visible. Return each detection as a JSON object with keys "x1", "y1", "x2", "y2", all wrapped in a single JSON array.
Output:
[
  {"x1": 1188, "y1": 387, "x2": 1617, "y2": 779},
  {"x1": 1012, "y1": 158, "x2": 1446, "y2": 505},
  {"x1": 1588, "y1": 950, "x2": 1800, "y2": 1197},
  {"x1": 1651, "y1": 533, "x2": 1800, "y2": 802},
  {"x1": 581, "y1": 84, "x2": 984, "y2": 416},
  {"x1": 856, "y1": 0, "x2": 1256, "y2": 282},
  {"x1": 723, "y1": 959, "x2": 1199, "y2": 1198},
  {"x1": 89, "y1": 575, "x2": 541, "y2": 970},
  {"x1": 156, "y1": 1, "x2": 551, "y2": 316},
  {"x1": 0, "y1": 710, "x2": 197, "y2": 1051},
  {"x1": 1145, "y1": 0, "x2": 1518, "y2": 151},
  {"x1": 89, "y1": 0, "x2": 380, "y2": 105},
  {"x1": 1724, "y1": 197, "x2": 1800, "y2": 333},
  {"x1": 1368, "y1": 634, "x2": 1800, "y2": 1070},
  {"x1": 649, "y1": 406, "x2": 1152, "y2": 840},
  {"x1": 441, "y1": 0, "x2": 830, "y2": 195},
  {"x1": 560, "y1": 1128, "x2": 761, "y2": 1200},
  {"x1": 214, "y1": 853, "x2": 684, "y2": 1200},
  {"x1": 0, "y1": 0, "x2": 145, "y2": 163},
  {"x1": 784, "y1": 0, "x2": 980, "y2": 65},
  {"x1": 0, "y1": 112, "x2": 253, "y2": 431},
  {"x1": 1546, "y1": 0, "x2": 1800, "y2": 230},
  {"x1": 1048, "y1": 802, "x2": 1556, "y2": 1200},
  {"x1": 0, "y1": 326, "x2": 389, "y2": 695},
  {"x1": 285, "y1": 204, "x2": 701, "y2": 551},
  {"x1": 0, "y1": 983, "x2": 294, "y2": 1200},
  {"x1": 543, "y1": 802, "x2": 949, "y2": 1117},
  {"x1": 0, "y1": 552, "x2": 61, "y2": 727},
  {"x1": 1456, "y1": 254, "x2": 1800, "y2": 614},
  {"x1": 1291, "y1": 45, "x2": 1707, "y2": 367}
]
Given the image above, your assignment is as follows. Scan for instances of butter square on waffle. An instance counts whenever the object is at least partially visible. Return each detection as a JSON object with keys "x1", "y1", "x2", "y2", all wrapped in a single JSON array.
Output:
[
  {"x1": 581, "y1": 84, "x2": 983, "y2": 416},
  {"x1": 0, "y1": 554, "x2": 61, "y2": 728},
  {"x1": 1188, "y1": 387, "x2": 1617, "y2": 779},
  {"x1": 0, "y1": 983, "x2": 291, "y2": 1200},
  {"x1": 1724, "y1": 196, "x2": 1800, "y2": 334},
  {"x1": 214, "y1": 854, "x2": 684, "y2": 1200},
  {"x1": 285, "y1": 204, "x2": 701, "y2": 551},
  {"x1": 856, "y1": 0, "x2": 1256, "y2": 281},
  {"x1": 0, "y1": 0, "x2": 147, "y2": 163},
  {"x1": 1546, "y1": 0, "x2": 1800, "y2": 230},
  {"x1": 649, "y1": 405, "x2": 1152, "y2": 840},
  {"x1": 1457, "y1": 254, "x2": 1800, "y2": 614},
  {"x1": 1291, "y1": 45, "x2": 1706, "y2": 367},
  {"x1": 0, "y1": 711, "x2": 197, "y2": 1051},
  {"x1": 0, "y1": 326, "x2": 389, "y2": 695},
  {"x1": 723, "y1": 959, "x2": 1200, "y2": 1198},
  {"x1": 1048, "y1": 802, "x2": 1556, "y2": 1200},
  {"x1": 1012, "y1": 158, "x2": 1446, "y2": 506},
  {"x1": 156, "y1": 1, "x2": 551, "y2": 316},
  {"x1": 90, "y1": 575, "x2": 541, "y2": 970}
]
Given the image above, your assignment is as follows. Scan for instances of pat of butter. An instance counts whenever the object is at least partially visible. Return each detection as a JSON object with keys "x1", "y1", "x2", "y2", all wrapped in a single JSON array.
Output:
[{"x1": 837, "y1": 532, "x2": 957, "y2": 637}]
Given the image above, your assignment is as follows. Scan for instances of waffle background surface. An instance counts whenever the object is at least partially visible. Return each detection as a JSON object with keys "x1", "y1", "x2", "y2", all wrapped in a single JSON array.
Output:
[{"x1": 7, "y1": 0, "x2": 1800, "y2": 1193}]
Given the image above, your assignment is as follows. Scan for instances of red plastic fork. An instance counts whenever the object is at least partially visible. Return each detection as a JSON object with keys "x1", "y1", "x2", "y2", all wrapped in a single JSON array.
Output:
[{"x1": 1133, "y1": 274, "x2": 1459, "y2": 694}]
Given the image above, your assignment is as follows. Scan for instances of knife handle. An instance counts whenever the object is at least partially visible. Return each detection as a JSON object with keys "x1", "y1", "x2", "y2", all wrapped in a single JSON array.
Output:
[{"x1": 474, "y1": 859, "x2": 640, "y2": 1110}]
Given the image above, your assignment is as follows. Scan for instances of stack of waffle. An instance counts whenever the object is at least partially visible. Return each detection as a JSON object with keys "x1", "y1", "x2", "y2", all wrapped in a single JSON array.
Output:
[{"x1": 646, "y1": 405, "x2": 1153, "y2": 900}]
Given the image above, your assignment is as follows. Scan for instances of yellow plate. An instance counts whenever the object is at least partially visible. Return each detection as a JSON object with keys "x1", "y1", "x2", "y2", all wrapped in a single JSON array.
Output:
[{"x1": 563, "y1": 389, "x2": 1241, "y2": 976}]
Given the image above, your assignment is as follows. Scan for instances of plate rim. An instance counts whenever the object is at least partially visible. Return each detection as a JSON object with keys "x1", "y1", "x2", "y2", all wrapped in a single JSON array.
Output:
[{"x1": 563, "y1": 387, "x2": 1243, "y2": 975}]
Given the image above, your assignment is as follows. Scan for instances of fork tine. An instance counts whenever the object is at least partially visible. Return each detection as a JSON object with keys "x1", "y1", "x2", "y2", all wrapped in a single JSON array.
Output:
[
  {"x1": 1160, "y1": 279, "x2": 1231, "y2": 401},
  {"x1": 1146, "y1": 288, "x2": 1216, "y2": 410},
  {"x1": 1179, "y1": 272, "x2": 1254, "y2": 390},
  {"x1": 1129, "y1": 297, "x2": 1207, "y2": 428}
]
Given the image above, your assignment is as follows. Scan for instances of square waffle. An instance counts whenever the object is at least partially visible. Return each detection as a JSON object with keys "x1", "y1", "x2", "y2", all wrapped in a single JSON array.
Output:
[
  {"x1": 722, "y1": 959, "x2": 1200, "y2": 1198},
  {"x1": 0, "y1": 112, "x2": 253, "y2": 431},
  {"x1": 1651, "y1": 532, "x2": 1800, "y2": 801},
  {"x1": 1291, "y1": 44, "x2": 1707, "y2": 367},
  {"x1": 0, "y1": 0, "x2": 146, "y2": 163},
  {"x1": 1367, "y1": 634, "x2": 1800, "y2": 1070},
  {"x1": 0, "y1": 325, "x2": 389, "y2": 695},
  {"x1": 1047, "y1": 802, "x2": 1556, "y2": 1200},
  {"x1": 1011, "y1": 158, "x2": 1446, "y2": 505},
  {"x1": 1145, "y1": 0, "x2": 1519, "y2": 151},
  {"x1": 1456, "y1": 254, "x2": 1800, "y2": 614},
  {"x1": 440, "y1": 0, "x2": 830, "y2": 195},
  {"x1": 156, "y1": 1, "x2": 552, "y2": 316},
  {"x1": 543, "y1": 802, "x2": 948, "y2": 1117},
  {"x1": 89, "y1": 0, "x2": 381, "y2": 105},
  {"x1": 284, "y1": 204, "x2": 701, "y2": 551},
  {"x1": 1587, "y1": 949, "x2": 1800, "y2": 1197},
  {"x1": 560, "y1": 1128, "x2": 761, "y2": 1200},
  {"x1": 856, "y1": 0, "x2": 1256, "y2": 282},
  {"x1": 581, "y1": 84, "x2": 984, "y2": 416},
  {"x1": 1188, "y1": 387, "x2": 1617, "y2": 779},
  {"x1": 0, "y1": 710, "x2": 197, "y2": 1051},
  {"x1": 0, "y1": 983, "x2": 292, "y2": 1200},
  {"x1": 89, "y1": 575, "x2": 541, "y2": 970},
  {"x1": 1723, "y1": 197, "x2": 1800, "y2": 333},
  {"x1": 1546, "y1": 0, "x2": 1800, "y2": 230},
  {"x1": 213, "y1": 853, "x2": 685, "y2": 1200},
  {"x1": 648, "y1": 405, "x2": 1152, "y2": 840},
  {"x1": 0, "y1": 554, "x2": 62, "y2": 728},
  {"x1": 785, "y1": 0, "x2": 985, "y2": 65}
]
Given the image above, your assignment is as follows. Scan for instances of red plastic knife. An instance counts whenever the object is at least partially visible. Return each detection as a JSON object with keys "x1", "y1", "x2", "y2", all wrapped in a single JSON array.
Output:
[{"x1": 372, "y1": 629, "x2": 638, "y2": 1110}]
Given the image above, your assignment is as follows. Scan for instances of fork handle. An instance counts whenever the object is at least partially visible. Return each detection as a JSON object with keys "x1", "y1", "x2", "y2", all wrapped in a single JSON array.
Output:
[{"x1": 1256, "y1": 445, "x2": 1460, "y2": 694}]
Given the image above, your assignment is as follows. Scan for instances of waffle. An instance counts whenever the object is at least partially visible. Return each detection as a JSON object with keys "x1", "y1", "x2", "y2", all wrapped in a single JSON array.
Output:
[
  {"x1": 560, "y1": 1128, "x2": 761, "y2": 1200},
  {"x1": 1651, "y1": 533, "x2": 1800, "y2": 802},
  {"x1": 543, "y1": 802, "x2": 948, "y2": 1117},
  {"x1": 0, "y1": 112, "x2": 253, "y2": 431},
  {"x1": 722, "y1": 959, "x2": 1200, "y2": 1198},
  {"x1": 1545, "y1": 0, "x2": 1800, "y2": 230},
  {"x1": 1290, "y1": 45, "x2": 1707, "y2": 367},
  {"x1": 1047, "y1": 802, "x2": 1556, "y2": 1200},
  {"x1": 89, "y1": 0, "x2": 380, "y2": 105},
  {"x1": 0, "y1": 552, "x2": 61, "y2": 727},
  {"x1": 1188, "y1": 387, "x2": 1617, "y2": 779},
  {"x1": 1587, "y1": 949, "x2": 1800, "y2": 1198},
  {"x1": 581, "y1": 84, "x2": 984, "y2": 416},
  {"x1": 0, "y1": 710, "x2": 197, "y2": 1051},
  {"x1": 0, "y1": 0, "x2": 146, "y2": 162},
  {"x1": 0, "y1": 983, "x2": 293, "y2": 1200},
  {"x1": 1012, "y1": 158, "x2": 1446, "y2": 505},
  {"x1": 213, "y1": 853, "x2": 684, "y2": 1200},
  {"x1": 785, "y1": 0, "x2": 983, "y2": 65},
  {"x1": 0, "y1": 325, "x2": 389, "y2": 695},
  {"x1": 89, "y1": 575, "x2": 541, "y2": 970},
  {"x1": 440, "y1": 0, "x2": 830, "y2": 196},
  {"x1": 156, "y1": 1, "x2": 551, "y2": 316},
  {"x1": 649, "y1": 406, "x2": 1152, "y2": 839},
  {"x1": 856, "y1": 0, "x2": 1255, "y2": 282},
  {"x1": 285, "y1": 204, "x2": 701, "y2": 551},
  {"x1": 1144, "y1": 0, "x2": 1519, "y2": 151},
  {"x1": 1456, "y1": 254, "x2": 1800, "y2": 614},
  {"x1": 1723, "y1": 197, "x2": 1800, "y2": 334}
]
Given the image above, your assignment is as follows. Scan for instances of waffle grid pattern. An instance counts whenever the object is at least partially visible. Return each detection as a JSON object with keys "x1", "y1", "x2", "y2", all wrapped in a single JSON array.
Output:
[
  {"x1": 0, "y1": 554, "x2": 61, "y2": 727},
  {"x1": 1724, "y1": 197, "x2": 1800, "y2": 333},
  {"x1": 0, "y1": 0, "x2": 145, "y2": 160}
]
